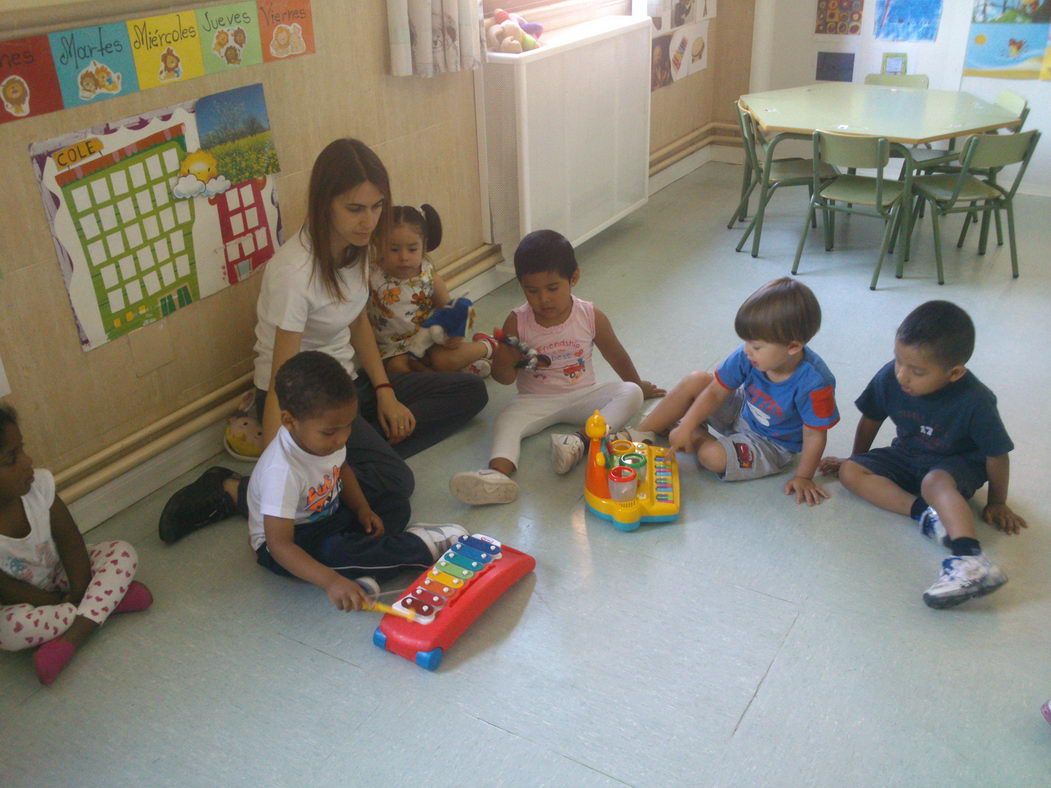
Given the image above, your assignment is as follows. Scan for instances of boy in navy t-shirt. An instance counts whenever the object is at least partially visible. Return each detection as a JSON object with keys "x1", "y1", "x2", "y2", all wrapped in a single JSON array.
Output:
[
  {"x1": 633, "y1": 278, "x2": 839, "y2": 506},
  {"x1": 822, "y1": 301, "x2": 1026, "y2": 609}
]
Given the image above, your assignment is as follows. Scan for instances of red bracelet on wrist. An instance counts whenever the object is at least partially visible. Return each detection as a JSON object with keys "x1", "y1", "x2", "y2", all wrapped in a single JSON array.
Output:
[{"x1": 374, "y1": 382, "x2": 393, "y2": 392}]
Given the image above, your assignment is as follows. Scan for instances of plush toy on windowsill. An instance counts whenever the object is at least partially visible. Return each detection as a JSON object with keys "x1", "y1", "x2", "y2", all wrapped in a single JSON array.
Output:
[
  {"x1": 406, "y1": 297, "x2": 477, "y2": 360},
  {"x1": 484, "y1": 8, "x2": 543, "y2": 54}
]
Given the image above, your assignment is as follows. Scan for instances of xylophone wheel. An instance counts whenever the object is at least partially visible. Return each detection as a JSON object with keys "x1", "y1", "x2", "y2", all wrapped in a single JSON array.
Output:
[
  {"x1": 415, "y1": 647, "x2": 443, "y2": 671},
  {"x1": 372, "y1": 627, "x2": 387, "y2": 650}
]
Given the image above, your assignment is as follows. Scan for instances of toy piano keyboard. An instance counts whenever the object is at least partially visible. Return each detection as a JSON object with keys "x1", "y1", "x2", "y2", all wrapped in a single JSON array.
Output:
[
  {"x1": 583, "y1": 410, "x2": 681, "y2": 531},
  {"x1": 372, "y1": 534, "x2": 535, "y2": 670}
]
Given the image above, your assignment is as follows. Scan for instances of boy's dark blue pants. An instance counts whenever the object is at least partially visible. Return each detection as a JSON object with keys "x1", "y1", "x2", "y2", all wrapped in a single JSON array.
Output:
[{"x1": 254, "y1": 506, "x2": 433, "y2": 582}]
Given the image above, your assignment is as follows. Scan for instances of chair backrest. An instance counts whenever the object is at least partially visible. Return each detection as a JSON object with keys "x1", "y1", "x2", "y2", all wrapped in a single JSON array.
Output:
[
  {"x1": 955, "y1": 129, "x2": 1041, "y2": 201},
  {"x1": 863, "y1": 73, "x2": 929, "y2": 89},
  {"x1": 735, "y1": 101, "x2": 763, "y2": 172},
  {"x1": 815, "y1": 130, "x2": 890, "y2": 170},
  {"x1": 995, "y1": 89, "x2": 1030, "y2": 131}
]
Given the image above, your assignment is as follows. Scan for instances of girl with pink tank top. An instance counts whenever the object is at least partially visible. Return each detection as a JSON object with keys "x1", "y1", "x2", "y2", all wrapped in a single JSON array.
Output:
[{"x1": 449, "y1": 230, "x2": 665, "y2": 506}]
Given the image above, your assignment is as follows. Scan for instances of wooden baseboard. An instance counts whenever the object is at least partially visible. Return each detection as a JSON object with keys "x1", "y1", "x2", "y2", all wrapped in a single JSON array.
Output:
[{"x1": 650, "y1": 122, "x2": 740, "y2": 176}]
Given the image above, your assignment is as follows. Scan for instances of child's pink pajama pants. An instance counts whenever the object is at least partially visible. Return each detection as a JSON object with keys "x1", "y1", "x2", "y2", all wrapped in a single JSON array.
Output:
[{"x1": 0, "y1": 540, "x2": 138, "y2": 651}]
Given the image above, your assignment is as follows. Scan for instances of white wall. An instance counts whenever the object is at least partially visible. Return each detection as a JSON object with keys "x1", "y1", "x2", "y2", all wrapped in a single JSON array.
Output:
[{"x1": 750, "y1": 0, "x2": 1049, "y2": 195}]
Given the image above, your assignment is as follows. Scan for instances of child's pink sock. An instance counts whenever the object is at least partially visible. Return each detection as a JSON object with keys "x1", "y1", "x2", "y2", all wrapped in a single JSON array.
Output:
[
  {"x1": 33, "y1": 640, "x2": 76, "y2": 686},
  {"x1": 114, "y1": 581, "x2": 153, "y2": 614}
]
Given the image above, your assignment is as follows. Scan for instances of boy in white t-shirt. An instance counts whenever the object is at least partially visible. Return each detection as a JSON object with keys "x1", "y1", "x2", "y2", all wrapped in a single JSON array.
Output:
[{"x1": 248, "y1": 351, "x2": 466, "y2": 610}]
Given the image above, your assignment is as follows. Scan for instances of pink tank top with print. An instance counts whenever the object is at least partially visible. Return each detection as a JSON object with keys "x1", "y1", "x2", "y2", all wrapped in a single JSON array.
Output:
[{"x1": 513, "y1": 296, "x2": 596, "y2": 395}]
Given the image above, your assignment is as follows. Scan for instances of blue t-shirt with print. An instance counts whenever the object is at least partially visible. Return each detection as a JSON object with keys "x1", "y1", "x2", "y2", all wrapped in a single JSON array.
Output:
[
  {"x1": 855, "y1": 362, "x2": 1013, "y2": 464},
  {"x1": 714, "y1": 346, "x2": 839, "y2": 452}
]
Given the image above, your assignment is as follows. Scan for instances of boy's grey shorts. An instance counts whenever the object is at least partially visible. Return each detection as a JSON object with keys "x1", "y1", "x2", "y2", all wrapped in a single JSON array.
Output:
[{"x1": 705, "y1": 388, "x2": 795, "y2": 482}]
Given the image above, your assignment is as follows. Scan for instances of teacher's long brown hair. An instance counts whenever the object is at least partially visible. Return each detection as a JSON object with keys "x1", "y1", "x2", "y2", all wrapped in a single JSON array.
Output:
[{"x1": 304, "y1": 138, "x2": 392, "y2": 300}]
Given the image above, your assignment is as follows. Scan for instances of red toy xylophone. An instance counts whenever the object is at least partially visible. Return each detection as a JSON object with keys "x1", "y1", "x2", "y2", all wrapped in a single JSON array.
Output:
[{"x1": 372, "y1": 534, "x2": 535, "y2": 670}]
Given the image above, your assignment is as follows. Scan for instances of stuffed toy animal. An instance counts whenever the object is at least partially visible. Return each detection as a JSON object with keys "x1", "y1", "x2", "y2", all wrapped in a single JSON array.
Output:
[
  {"x1": 484, "y1": 8, "x2": 543, "y2": 53},
  {"x1": 406, "y1": 297, "x2": 476, "y2": 360},
  {"x1": 493, "y1": 327, "x2": 551, "y2": 370}
]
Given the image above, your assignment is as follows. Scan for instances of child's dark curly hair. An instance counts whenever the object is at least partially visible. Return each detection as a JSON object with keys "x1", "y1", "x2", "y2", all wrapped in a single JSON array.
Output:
[
  {"x1": 274, "y1": 351, "x2": 357, "y2": 419},
  {"x1": 513, "y1": 229, "x2": 578, "y2": 281},
  {"x1": 391, "y1": 204, "x2": 443, "y2": 252},
  {"x1": 734, "y1": 277, "x2": 822, "y2": 345},
  {"x1": 896, "y1": 300, "x2": 974, "y2": 368}
]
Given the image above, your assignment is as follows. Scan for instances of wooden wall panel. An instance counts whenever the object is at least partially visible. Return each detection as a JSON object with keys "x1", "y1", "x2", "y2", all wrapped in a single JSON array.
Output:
[
  {"x1": 0, "y1": 2, "x2": 483, "y2": 472},
  {"x1": 649, "y1": 0, "x2": 755, "y2": 152}
]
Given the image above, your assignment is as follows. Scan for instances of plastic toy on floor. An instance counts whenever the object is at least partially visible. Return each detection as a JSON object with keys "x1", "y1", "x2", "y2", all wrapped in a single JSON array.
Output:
[
  {"x1": 223, "y1": 390, "x2": 263, "y2": 460},
  {"x1": 493, "y1": 327, "x2": 551, "y2": 370},
  {"x1": 584, "y1": 410, "x2": 681, "y2": 531},
  {"x1": 405, "y1": 296, "x2": 476, "y2": 360},
  {"x1": 372, "y1": 534, "x2": 535, "y2": 670}
]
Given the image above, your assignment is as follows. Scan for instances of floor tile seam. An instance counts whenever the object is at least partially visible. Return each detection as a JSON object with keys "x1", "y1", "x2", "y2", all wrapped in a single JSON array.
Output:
[
  {"x1": 273, "y1": 631, "x2": 368, "y2": 672},
  {"x1": 729, "y1": 610, "x2": 801, "y2": 739},
  {"x1": 468, "y1": 713, "x2": 634, "y2": 787}
]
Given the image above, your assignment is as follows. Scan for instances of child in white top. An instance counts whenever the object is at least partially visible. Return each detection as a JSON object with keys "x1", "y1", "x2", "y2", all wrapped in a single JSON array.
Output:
[
  {"x1": 368, "y1": 204, "x2": 497, "y2": 377},
  {"x1": 0, "y1": 406, "x2": 152, "y2": 685},
  {"x1": 248, "y1": 350, "x2": 468, "y2": 610},
  {"x1": 449, "y1": 230, "x2": 664, "y2": 505}
]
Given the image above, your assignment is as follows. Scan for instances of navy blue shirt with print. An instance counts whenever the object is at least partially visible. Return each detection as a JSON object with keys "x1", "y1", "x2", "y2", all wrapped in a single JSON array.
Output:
[
  {"x1": 715, "y1": 346, "x2": 839, "y2": 452},
  {"x1": 855, "y1": 362, "x2": 1013, "y2": 464}
]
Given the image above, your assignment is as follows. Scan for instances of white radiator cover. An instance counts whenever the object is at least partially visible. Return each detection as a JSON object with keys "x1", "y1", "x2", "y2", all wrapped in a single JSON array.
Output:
[{"x1": 484, "y1": 16, "x2": 652, "y2": 252}]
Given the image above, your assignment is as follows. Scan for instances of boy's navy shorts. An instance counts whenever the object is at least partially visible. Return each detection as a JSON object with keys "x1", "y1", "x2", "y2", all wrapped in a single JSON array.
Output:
[{"x1": 848, "y1": 447, "x2": 987, "y2": 500}]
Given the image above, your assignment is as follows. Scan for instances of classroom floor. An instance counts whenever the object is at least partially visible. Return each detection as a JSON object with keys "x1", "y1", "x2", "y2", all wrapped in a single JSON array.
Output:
[{"x1": 3, "y1": 162, "x2": 1050, "y2": 787}]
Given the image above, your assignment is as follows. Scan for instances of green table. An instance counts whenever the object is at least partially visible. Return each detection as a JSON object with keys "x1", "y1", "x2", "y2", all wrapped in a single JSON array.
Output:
[
  {"x1": 735, "y1": 83, "x2": 1021, "y2": 270},
  {"x1": 739, "y1": 83, "x2": 1019, "y2": 145}
]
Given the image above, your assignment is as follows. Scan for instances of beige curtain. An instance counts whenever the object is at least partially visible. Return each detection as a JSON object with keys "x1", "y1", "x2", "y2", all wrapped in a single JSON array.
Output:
[{"x1": 387, "y1": 0, "x2": 484, "y2": 77}]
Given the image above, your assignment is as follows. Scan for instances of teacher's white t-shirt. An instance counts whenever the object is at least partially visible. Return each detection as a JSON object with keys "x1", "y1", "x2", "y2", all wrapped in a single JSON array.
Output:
[{"x1": 253, "y1": 230, "x2": 370, "y2": 389}]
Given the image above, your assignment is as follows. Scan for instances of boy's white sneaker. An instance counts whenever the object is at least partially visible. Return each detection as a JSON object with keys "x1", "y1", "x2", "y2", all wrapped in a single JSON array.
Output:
[
  {"x1": 922, "y1": 554, "x2": 1007, "y2": 609},
  {"x1": 464, "y1": 359, "x2": 492, "y2": 378},
  {"x1": 355, "y1": 575, "x2": 380, "y2": 599},
  {"x1": 449, "y1": 469, "x2": 518, "y2": 506},
  {"x1": 610, "y1": 427, "x2": 659, "y2": 445},
  {"x1": 918, "y1": 506, "x2": 949, "y2": 548},
  {"x1": 406, "y1": 523, "x2": 470, "y2": 560},
  {"x1": 550, "y1": 433, "x2": 586, "y2": 474}
]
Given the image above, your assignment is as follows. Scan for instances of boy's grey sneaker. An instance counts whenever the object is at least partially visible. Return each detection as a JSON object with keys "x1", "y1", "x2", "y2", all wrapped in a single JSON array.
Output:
[
  {"x1": 918, "y1": 506, "x2": 950, "y2": 548},
  {"x1": 550, "y1": 433, "x2": 586, "y2": 474},
  {"x1": 449, "y1": 469, "x2": 519, "y2": 506},
  {"x1": 355, "y1": 576, "x2": 380, "y2": 600},
  {"x1": 923, "y1": 554, "x2": 1007, "y2": 609},
  {"x1": 406, "y1": 523, "x2": 470, "y2": 560},
  {"x1": 158, "y1": 467, "x2": 238, "y2": 544}
]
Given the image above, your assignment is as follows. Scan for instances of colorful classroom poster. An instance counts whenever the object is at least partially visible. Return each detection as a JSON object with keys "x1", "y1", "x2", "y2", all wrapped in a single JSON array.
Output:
[
  {"x1": 648, "y1": 0, "x2": 716, "y2": 90},
  {"x1": 255, "y1": 0, "x2": 315, "y2": 62},
  {"x1": 874, "y1": 0, "x2": 943, "y2": 41},
  {"x1": 0, "y1": 36, "x2": 64, "y2": 124},
  {"x1": 197, "y1": 2, "x2": 263, "y2": 72},
  {"x1": 965, "y1": 0, "x2": 1051, "y2": 79},
  {"x1": 29, "y1": 84, "x2": 282, "y2": 351},
  {"x1": 816, "y1": 0, "x2": 865, "y2": 35},
  {"x1": 127, "y1": 11, "x2": 207, "y2": 89},
  {"x1": 48, "y1": 23, "x2": 139, "y2": 108}
]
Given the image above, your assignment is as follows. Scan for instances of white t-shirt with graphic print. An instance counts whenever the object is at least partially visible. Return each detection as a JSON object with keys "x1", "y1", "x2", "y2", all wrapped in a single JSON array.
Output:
[
  {"x1": 0, "y1": 469, "x2": 62, "y2": 590},
  {"x1": 246, "y1": 426, "x2": 345, "y2": 551}
]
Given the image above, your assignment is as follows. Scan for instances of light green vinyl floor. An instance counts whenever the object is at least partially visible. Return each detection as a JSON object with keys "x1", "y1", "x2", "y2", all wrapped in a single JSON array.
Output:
[{"x1": 2, "y1": 163, "x2": 1049, "y2": 787}]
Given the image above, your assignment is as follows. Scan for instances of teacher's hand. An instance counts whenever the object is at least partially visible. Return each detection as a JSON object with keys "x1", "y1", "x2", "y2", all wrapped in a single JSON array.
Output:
[{"x1": 376, "y1": 389, "x2": 416, "y2": 444}]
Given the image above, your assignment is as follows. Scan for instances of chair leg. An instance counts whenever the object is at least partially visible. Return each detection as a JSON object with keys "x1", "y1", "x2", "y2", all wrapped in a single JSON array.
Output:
[
  {"x1": 792, "y1": 201, "x2": 818, "y2": 275},
  {"x1": 956, "y1": 206, "x2": 974, "y2": 248},
  {"x1": 930, "y1": 207, "x2": 945, "y2": 285},
  {"x1": 895, "y1": 200, "x2": 911, "y2": 279},
  {"x1": 993, "y1": 206, "x2": 1004, "y2": 246},
  {"x1": 871, "y1": 207, "x2": 900, "y2": 290},
  {"x1": 825, "y1": 203, "x2": 835, "y2": 250},
  {"x1": 728, "y1": 177, "x2": 758, "y2": 229},
  {"x1": 1006, "y1": 201, "x2": 1019, "y2": 278},
  {"x1": 978, "y1": 205, "x2": 991, "y2": 255},
  {"x1": 736, "y1": 182, "x2": 770, "y2": 255},
  {"x1": 808, "y1": 184, "x2": 817, "y2": 228}
]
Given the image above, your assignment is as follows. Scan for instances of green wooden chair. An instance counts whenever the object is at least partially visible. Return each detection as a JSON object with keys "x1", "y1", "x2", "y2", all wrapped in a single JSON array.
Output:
[
  {"x1": 907, "y1": 129, "x2": 1040, "y2": 284},
  {"x1": 863, "y1": 73, "x2": 930, "y2": 89},
  {"x1": 922, "y1": 90, "x2": 1031, "y2": 244},
  {"x1": 728, "y1": 102, "x2": 836, "y2": 257},
  {"x1": 792, "y1": 131, "x2": 908, "y2": 290}
]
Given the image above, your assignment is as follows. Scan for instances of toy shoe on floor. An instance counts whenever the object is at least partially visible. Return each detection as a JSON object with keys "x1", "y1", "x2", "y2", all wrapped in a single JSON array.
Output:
[{"x1": 223, "y1": 391, "x2": 263, "y2": 461}]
